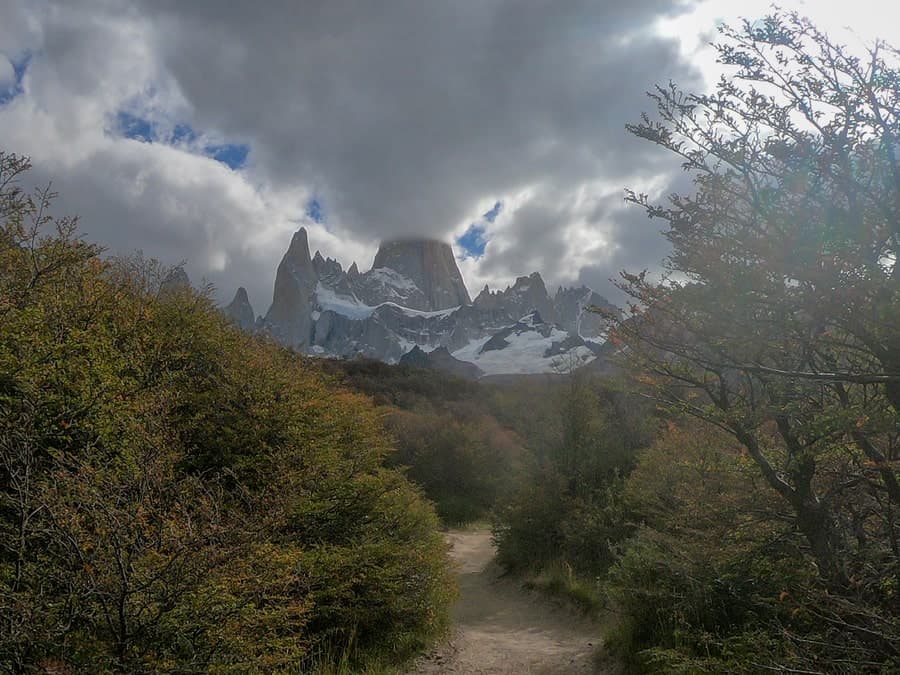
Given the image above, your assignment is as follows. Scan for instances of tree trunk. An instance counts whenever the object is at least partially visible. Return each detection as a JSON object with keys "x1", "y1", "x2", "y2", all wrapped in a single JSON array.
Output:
[{"x1": 794, "y1": 498, "x2": 846, "y2": 585}]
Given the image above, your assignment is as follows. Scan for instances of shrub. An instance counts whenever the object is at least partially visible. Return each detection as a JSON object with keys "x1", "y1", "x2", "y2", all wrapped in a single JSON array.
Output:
[
  {"x1": 606, "y1": 420, "x2": 900, "y2": 673},
  {"x1": 0, "y1": 153, "x2": 454, "y2": 672}
]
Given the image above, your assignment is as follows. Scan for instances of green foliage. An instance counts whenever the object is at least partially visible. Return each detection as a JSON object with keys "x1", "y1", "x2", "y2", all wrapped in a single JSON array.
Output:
[
  {"x1": 324, "y1": 359, "x2": 528, "y2": 526},
  {"x1": 493, "y1": 468, "x2": 568, "y2": 570},
  {"x1": 385, "y1": 407, "x2": 525, "y2": 525},
  {"x1": 583, "y1": 10, "x2": 900, "y2": 671},
  {"x1": 321, "y1": 357, "x2": 480, "y2": 409},
  {"x1": 522, "y1": 559, "x2": 605, "y2": 617},
  {"x1": 606, "y1": 422, "x2": 900, "y2": 673},
  {"x1": 493, "y1": 374, "x2": 652, "y2": 577},
  {"x1": 0, "y1": 152, "x2": 454, "y2": 672},
  {"x1": 612, "y1": 8, "x2": 900, "y2": 582}
]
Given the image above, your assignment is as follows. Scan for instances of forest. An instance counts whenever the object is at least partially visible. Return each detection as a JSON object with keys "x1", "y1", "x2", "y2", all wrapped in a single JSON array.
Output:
[{"x1": 1, "y1": 10, "x2": 899, "y2": 674}]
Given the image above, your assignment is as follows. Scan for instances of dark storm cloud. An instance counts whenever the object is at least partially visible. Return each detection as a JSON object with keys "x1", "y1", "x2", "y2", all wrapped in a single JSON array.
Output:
[
  {"x1": 138, "y1": 0, "x2": 701, "y2": 236},
  {"x1": 574, "y1": 169, "x2": 698, "y2": 302},
  {"x1": 0, "y1": 0, "x2": 704, "y2": 307}
]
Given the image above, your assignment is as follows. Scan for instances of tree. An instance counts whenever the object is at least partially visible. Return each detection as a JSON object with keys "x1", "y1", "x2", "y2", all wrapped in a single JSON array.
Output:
[{"x1": 609, "y1": 11, "x2": 900, "y2": 584}]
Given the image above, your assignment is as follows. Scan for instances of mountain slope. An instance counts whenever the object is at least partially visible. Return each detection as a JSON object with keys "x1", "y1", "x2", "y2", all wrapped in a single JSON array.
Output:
[{"x1": 226, "y1": 228, "x2": 614, "y2": 375}]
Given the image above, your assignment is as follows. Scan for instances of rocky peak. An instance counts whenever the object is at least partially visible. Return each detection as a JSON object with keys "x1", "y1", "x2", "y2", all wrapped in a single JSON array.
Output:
[
  {"x1": 224, "y1": 287, "x2": 256, "y2": 330},
  {"x1": 263, "y1": 227, "x2": 317, "y2": 347},
  {"x1": 234, "y1": 226, "x2": 618, "y2": 375},
  {"x1": 371, "y1": 239, "x2": 471, "y2": 310},
  {"x1": 473, "y1": 284, "x2": 500, "y2": 310},
  {"x1": 474, "y1": 272, "x2": 556, "y2": 325},
  {"x1": 554, "y1": 285, "x2": 614, "y2": 338},
  {"x1": 287, "y1": 228, "x2": 312, "y2": 263},
  {"x1": 312, "y1": 251, "x2": 345, "y2": 283},
  {"x1": 312, "y1": 250, "x2": 326, "y2": 275},
  {"x1": 159, "y1": 265, "x2": 191, "y2": 296}
]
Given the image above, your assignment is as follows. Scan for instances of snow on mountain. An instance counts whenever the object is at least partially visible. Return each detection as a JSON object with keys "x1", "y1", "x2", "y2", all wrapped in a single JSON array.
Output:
[
  {"x1": 355, "y1": 267, "x2": 428, "y2": 308},
  {"x1": 315, "y1": 283, "x2": 374, "y2": 320},
  {"x1": 451, "y1": 312, "x2": 597, "y2": 375},
  {"x1": 224, "y1": 228, "x2": 614, "y2": 376}
]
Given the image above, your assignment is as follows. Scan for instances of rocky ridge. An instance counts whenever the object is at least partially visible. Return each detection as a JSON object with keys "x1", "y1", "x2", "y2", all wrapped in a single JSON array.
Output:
[{"x1": 224, "y1": 228, "x2": 613, "y2": 376}]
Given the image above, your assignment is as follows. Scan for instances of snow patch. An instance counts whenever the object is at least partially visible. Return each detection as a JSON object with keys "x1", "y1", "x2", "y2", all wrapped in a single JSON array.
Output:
[
  {"x1": 377, "y1": 302, "x2": 460, "y2": 319},
  {"x1": 452, "y1": 325, "x2": 596, "y2": 375},
  {"x1": 315, "y1": 283, "x2": 375, "y2": 319},
  {"x1": 366, "y1": 267, "x2": 417, "y2": 289}
]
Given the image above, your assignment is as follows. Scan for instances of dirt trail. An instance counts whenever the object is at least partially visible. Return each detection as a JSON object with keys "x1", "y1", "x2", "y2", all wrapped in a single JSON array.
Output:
[{"x1": 408, "y1": 530, "x2": 611, "y2": 675}]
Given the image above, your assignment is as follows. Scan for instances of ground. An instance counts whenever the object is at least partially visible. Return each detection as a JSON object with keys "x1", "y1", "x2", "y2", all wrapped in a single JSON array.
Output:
[{"x1": 408, "y1": 530, "x2": 615, "y2": 675}]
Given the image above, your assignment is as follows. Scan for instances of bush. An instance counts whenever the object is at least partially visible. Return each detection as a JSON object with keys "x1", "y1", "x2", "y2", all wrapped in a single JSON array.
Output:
[
  {"x1": 385, "y1": 407, "x2": 526, "y2": 525},
  {"x1": 606, "y1": 421, "x2": 900, "y2": 673},
  {"x1": 493, "y1": 468, "x2": 569, "y2": 570},
  {"x1": 0, "y1": 153, "x2": 454, "y2": 672},
  {"x1": 492, "y1": 374, "x2": 650, "y2": 575},
  {"x1": 325, "y1": 359, "x2": 529, "y2": 526}
]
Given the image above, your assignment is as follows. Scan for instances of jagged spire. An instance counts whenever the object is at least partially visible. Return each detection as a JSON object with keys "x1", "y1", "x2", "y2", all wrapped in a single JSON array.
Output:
[
  {"x1": 263, "y1": 227, "x2": 317, "y2": 347},
  {"x1": 159, "y1": 265, "x2": 191, "y2": 296},
  {"x1": 288, "y1": 227, "x2": 308, "y2": 252},
  {"x1": 224, "y1": 287, "x2": 255, "y2": 330}
]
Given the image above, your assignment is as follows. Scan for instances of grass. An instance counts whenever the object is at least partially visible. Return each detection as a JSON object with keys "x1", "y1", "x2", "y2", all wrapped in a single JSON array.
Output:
[
  {"x1": 521, "y1": 559, "x2": 606, "y2": 618},
  {"x1": 296, "y1": 628, "x2": 435, "y2": 675}
]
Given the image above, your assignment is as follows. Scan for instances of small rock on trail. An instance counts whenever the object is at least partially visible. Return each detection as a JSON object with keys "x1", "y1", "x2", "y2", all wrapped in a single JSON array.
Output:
[{"x1": 408, "y1": 530, "x2": 612, "y2": 675}]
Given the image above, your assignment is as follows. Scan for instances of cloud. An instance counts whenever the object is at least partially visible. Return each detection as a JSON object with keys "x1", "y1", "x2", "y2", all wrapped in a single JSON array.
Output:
[
  {"x1": 0, "y1": 56, "x2": 13, "y2": 89},
  {"x1": 114, "y1": 111, "x2": 250, "y2": 170},
  {"x1": 0, "y1": 0, "x2": 707, "y2": 309},
  {"x1": 457, "y1": 201, "x2": 501, "y2": 259}
]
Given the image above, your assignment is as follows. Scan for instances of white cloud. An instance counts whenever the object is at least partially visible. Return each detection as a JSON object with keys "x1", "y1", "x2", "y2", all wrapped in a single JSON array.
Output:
[
  {"x1": 3, "y1": 0, "x2": 887, "y2": 311},
  {"x1": 0, "y1": 56, "x2": 13, "y2": 89}
]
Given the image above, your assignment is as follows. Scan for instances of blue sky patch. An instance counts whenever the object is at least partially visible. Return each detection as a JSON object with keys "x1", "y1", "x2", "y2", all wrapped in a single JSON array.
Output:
[
  {"x1": 206, "y1": 143, "x2": 249, "y2": 170},
  {"x1": 113, "y1": 110, "x2": 249, "y2": 169},
  {"x1": 457, "y1": 223, "x2": 487, "y2": 259},
  {"x1": 117, "y1": 110, "x2": 155, "y2": 142},
  {"x1": 457, "y1": 201, "x2": 501, "y2": 259},
  {"x1": 0, "y1": 53, "x2": 32, "y2": 106},
  {"x1": 171, "y1": 123, "x2": 199, "y2": 145},
  {"x1": 483, "y1": 200, "x2": 502, "y2": 223},
  {"x1": 306, "y1": 198, "x2": 325, "y2": 224}
]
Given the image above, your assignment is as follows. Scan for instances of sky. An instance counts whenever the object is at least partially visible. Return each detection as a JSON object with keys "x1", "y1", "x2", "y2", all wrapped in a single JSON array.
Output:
[{"x1": 1, "y1": 0, "x2": 898, "y2": 313}]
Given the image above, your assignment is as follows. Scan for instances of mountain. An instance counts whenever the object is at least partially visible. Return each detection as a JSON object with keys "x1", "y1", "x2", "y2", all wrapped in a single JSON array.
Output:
[
  {"x1": 225, "y1": 227, "x2": 615, "y2": 376},
  {"x1": 452, "y1": 311, "x2": 602, "y2": 376},
  {"x1": 371, "y1": 239, "x2": 471, "y2": 310},
  {"x1": 159, "y1": 265, "x2": 191, "y2": 295},
  {"x1": 473, "y1": 272, "x2": 557, "y2": 325},
  {"x1": 224, "y1": 287, "x2": 256, "y2": 330},
  {"x1": 554, "y1": 285, "x2": 616, "y2": 338},
  {"x1": 264, "y1": 229, "x2": 318, "y2": 347}
]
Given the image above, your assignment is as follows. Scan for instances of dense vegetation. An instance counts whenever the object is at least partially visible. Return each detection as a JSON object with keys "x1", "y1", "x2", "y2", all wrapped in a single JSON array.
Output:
[
  {"x1": 0, "y1": 153, "x2": 454, "y2": 672},
  {"x1": 493, "y1": 12, "x2": 900, "y2": 673},
  {"x1": 323, "y1": 359, "x2": 528, "y2": 525},
  {"x1": 2, "y1": 10, "x2": 898, "y2": 674}
]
